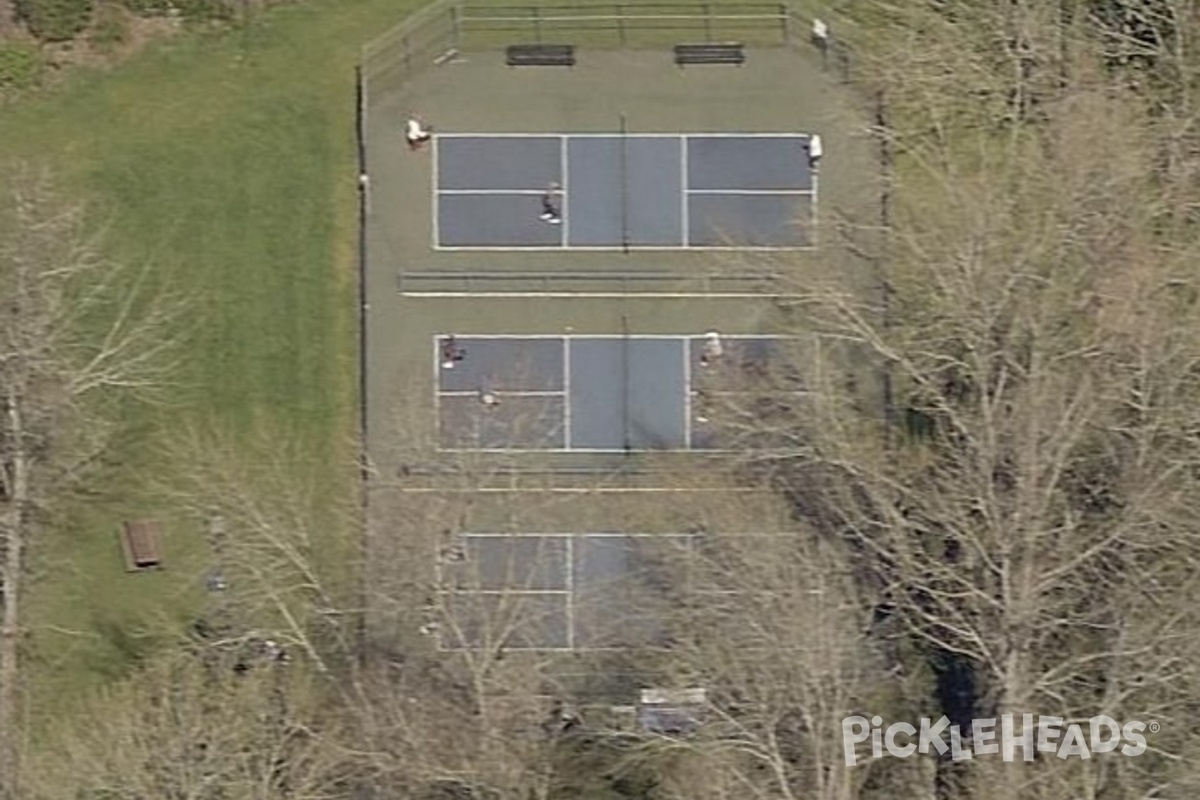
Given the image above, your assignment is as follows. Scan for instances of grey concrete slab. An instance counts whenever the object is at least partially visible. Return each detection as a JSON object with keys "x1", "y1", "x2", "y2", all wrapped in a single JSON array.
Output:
[
  {"x1": 572, "y1": 535, "x2": 689, "y2": 648},
  {"x1": 565, "y1": 136, "x2": 684, "y2": 247},
  {"x1": 439, "y1": 394, "x2": 565, "y2": 449},
  {"x1": 437, "y1": 337, "x2": 565, "y2": 392},
  {"x1": 437, "y1": 135, "x2": 561, "y2": 190},
  {"x1": 688, "y1": 193, "x2": 813, "y2": 247},
  {"x1": 564, "y1": 137, "x2": 621, "y2": 247},
  {"x1": 626, "y1": 136, "x2": 684, "y2": 246},
  {"x1": 566, "y1": 338, "x2": 624, "y2": 449},
  {"x1": 567, "y1": 338, "x2": 687, "y2": 450},
  {"x1": 438, "y1": 193, "x2": 564, "y2": 247},
  {"x1": 442, "y1": 535, "x2": 568, "y2": 591},
  {"x1": 687, "y1": 135, "x2": 811, "y2": 190},
  {"x1": 626, "y1": 338, "x2": 688, "y2": 448},
  {"x1": 442, "y1": 592, "x2": 570, "y2": 649}
]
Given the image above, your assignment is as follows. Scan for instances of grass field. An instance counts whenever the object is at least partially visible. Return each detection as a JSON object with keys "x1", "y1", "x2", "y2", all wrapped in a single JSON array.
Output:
[{"x1": 0, "y1": 0, "x2": 427, "y2": 727}]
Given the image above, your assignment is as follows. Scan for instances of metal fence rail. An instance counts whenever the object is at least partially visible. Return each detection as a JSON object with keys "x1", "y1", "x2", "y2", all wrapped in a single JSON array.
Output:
[
  {"x1": 362, "y1": 1, "x2": 811, "y2": 87},
  {"x1": 397, "y1": 269, "x2": 790, "y2": 296}
]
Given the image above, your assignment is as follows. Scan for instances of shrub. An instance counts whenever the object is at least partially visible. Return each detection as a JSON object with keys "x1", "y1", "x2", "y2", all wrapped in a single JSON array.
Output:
[
  {"x1": 119, "y1": 0, "x2": 171, "y2": 13},
  {"x1": 90, "y1": 4, "x2": 129, "y2": 52},
  {"x1": 174, "y1": 0, "x2": 236, "y2": 22},
  {"x1": 0, "y1": 42, "x2": 44, "y2": 89},
  {"x1": 121, "y1": 0, "x2": 236, "y2": 21},
  {"x1": 15, "y1": 0, "x2": 95, "y2": 41}
]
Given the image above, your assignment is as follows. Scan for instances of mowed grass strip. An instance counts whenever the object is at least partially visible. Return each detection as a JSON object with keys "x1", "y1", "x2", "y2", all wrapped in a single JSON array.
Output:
[{"x1": 0, "y1": 0, "x2": 424, "y2": 723}]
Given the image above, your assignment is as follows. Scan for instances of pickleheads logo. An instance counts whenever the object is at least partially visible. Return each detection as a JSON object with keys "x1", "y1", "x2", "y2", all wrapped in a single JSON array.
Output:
[{"x1": 842, "y1": 715, "x2": 1155, "y2": 766}]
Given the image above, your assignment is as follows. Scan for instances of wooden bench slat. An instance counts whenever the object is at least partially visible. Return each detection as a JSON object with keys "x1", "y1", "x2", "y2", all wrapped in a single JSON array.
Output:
[
  {"x1": 674, "y1": 42, "x2": 745, "y2": 66},
  {"x1": 506, "y1": 44, "x2": 576, "y2": 67}
]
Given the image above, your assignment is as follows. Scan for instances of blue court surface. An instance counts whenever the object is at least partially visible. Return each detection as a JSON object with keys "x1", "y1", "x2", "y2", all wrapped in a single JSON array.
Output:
[
  {"x1": 438, "y1": 532, "x2": 695, "y2": 649},
  {"x1": 433, "y1": 134, "x2": 816, "y2": 250},
  {"x1": 435, "y1": 334, "x2": 794, "y2": 452}
]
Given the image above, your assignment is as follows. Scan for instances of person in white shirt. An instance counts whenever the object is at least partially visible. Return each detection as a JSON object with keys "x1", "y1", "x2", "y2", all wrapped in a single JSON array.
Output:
[
  {"x1": 807, "y1": 134, "x2": 823, "y2": 171},
  {"x1": 405, "y1": 115, "x2": 433, "y2": 150},
  {"x1": 700, "y1": 331, "x2": 724, "y2": 367},
  {"x1": 812, "y1": 18, "x2": 829, "y2": 67}
]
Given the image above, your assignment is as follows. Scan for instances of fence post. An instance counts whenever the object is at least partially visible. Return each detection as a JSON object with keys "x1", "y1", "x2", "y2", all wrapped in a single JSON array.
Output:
[
  {"x1": 617, "y1": 3, "x2": 626, "y2": 47},
  {"x1": 704, "y1": 2, "x2": 712, "y2": 42},
  {"x1": 402, "y1": 34, "x2": 411, "y2": 76},
  {"x1": 450, "y1": 3, "x2": 461, "y2": 51},
  {"x1": 533, "y1": 5, "x2": 542, "y2": 43},
  {"x1": 779, "y1": 3, "x2": 789, "y2": 45}
]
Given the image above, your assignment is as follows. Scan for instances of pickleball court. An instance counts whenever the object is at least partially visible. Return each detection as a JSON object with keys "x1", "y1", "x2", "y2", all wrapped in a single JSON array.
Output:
[
  {"x1": 434, "y1": 133, "x2": 817, "y2": 250},
  {"x1": 435, "y1": 334, "x2": 792, "y2": 451}
]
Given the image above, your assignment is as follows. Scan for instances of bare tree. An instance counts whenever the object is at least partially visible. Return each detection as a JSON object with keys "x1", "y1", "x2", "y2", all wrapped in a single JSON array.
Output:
[
  {"x1": 754, "y1": 38, "x2": 1200, "y2": 799},
  {"x1": 0, "y1": 168, "x2": 178, "y2": 798},
  {"x1": 24, "y1": 652, "x2": 357, "y2": 800}
]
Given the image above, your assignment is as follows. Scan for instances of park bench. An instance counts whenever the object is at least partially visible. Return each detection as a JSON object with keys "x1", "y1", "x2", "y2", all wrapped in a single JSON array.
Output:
[
  {"x1": 119, "y1": 519, "x2": 163, "y2": 571},
  {"x1": 506, "y1": 43, "x2": 576, "y2": 67},
  {"x1": 673, "y1": 42, "x2": 745, "y2": 66}
]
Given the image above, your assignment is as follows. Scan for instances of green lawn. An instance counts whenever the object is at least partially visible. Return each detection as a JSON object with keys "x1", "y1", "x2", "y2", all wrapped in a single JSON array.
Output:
[{"x1": 0, "y1": 0, "x2": 424, "y2": 726}]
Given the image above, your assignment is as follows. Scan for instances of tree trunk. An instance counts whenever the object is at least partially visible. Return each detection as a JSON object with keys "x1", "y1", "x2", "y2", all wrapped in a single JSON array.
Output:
[
  {"x1": 0, "y1": 0, "x2": 16, "y2": 39},
  {"x1": 0, "y1": 384, "x2": 27, "y2": 800}
]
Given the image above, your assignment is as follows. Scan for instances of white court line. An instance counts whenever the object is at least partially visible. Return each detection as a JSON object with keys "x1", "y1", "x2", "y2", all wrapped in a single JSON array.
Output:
[
  {"x1": 402, "y1": 292, "x2": 805, "y2": 299},
  {"x1": 437, "y1": 189, "x2": 559, "y2": 195},
  {"x1": 565, "y1": 533, "x2": 574, "y2": 649},
  {"x1": 683, "y1": 338, "x2": 693, "y2": 449},
  {"x1": 430, "y1": 333, "x2": 791, "y2": 341},
  {"x1": 397, "y1": 487, "x2": 775, "y2": 494},
  {"x1": 436, "y1": 589, "x2": 571, "y2": 596},
  {"x1": 437, "y1": 132, "x2": 809, "y2": 139},
  {"x1": 432, "y1": 334, "x2": 444, "y2": 445},
  {"x1": 437, "y1": 446, "x2": 737, "y2": 454},
  {"x1": 563, "y1": 337, "x2": 573, "y2": 450},
  {"x1": 460, "y1": 532, "x2": 700, "y2": 538},
  {"x1": 811, "y1": 162, "x2": 820, "y2": 250},
  {"x1": 680, "y1": 135, "x2": 689, "y2": 247},
  {"x1": 438, "y1": 390, "x2": 565, "y2": 398},
  {"x1": 431, "y1": 135, "x2": 440, "y2": 249},
  {"x1": 560, "y1": 134, "x2": 569, "y2": 247},
  {"x1": 432, "y1": 245, "x2": 816, "y2": 252},
  {"x1": 684, "y1": 189, "x2": 816, "y2": 195}
]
